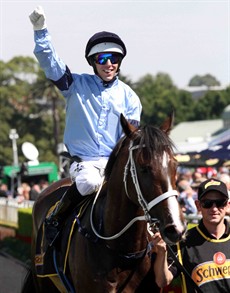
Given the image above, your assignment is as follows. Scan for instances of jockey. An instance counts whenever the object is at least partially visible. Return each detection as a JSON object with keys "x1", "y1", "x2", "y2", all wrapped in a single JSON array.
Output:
[{"x1": 29, "y1": 6, "x2": 142, "y2": 245}]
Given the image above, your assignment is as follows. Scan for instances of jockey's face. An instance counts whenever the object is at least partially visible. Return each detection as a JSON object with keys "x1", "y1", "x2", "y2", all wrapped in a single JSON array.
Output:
[
  {"x1": 95, "y1": 59, "x2": 119, "y2": 82},
  {"x1": 93, "y1": 52, "x2": 122, "y2": 82}
]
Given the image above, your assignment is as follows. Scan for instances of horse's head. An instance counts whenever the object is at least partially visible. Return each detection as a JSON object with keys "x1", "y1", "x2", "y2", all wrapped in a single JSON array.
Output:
[{"x1": 117, "y1": 113, "x2": 186, "y2": 245}]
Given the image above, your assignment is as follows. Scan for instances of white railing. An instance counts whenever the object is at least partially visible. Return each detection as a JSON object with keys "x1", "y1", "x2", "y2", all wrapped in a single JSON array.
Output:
[
  {"x1": 0, "y1": 198, "x2": 34, "y2": 226},
  {"x1": 185, "y1": 214, "x2": 202, "y2": 223}
]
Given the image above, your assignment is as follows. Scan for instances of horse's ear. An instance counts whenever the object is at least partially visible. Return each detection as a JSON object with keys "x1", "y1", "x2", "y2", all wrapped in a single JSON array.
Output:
[
  {"x1": 120, "y1": 114, "x2": 137, "y2": 137},
  {"x1": 160, "y1": 111, "x2": 174, "y2": 135}
]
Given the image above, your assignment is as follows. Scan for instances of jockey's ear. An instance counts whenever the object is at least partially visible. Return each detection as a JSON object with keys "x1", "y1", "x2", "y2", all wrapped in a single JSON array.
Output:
[
  {"x1": 120, "y1": 114, "x2": 137, "y2": 137},
  {"x1": 160, "y1": 111, "x2": 174, "y2": 135}
]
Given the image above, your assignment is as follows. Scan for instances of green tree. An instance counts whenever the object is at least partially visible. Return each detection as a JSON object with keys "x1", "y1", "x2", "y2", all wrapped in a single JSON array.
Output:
[
  {"x1": 0, "y1": 57, "x2": 38, "y2": 165},
  {"x1": 0, "y1": 57, "x2": 65, "y2": 165},
  {"x1": 192, "y1": 90, "x2": 229, "y2": 120},
  {"x1": 1, "y1": 56, "x2": 229, "y2": 167},
  {"x1": 29, "y1": 70, "x2": 65, "y2": 157},
  {"x1": 134, "y1": 73, "x2": 195, "y2": 125},
  {"x1": 188, "y1": 74, "x2": 220, "y2": 87}
]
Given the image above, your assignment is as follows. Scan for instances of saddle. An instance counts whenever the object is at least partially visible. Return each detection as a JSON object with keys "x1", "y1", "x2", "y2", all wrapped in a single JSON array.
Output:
[{"x1": 34, "y1": 185, "x2": 106, "y2": 278}]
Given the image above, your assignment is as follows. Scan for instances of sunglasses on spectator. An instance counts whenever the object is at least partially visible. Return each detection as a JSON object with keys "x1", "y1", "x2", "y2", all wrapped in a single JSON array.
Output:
[
  {"x1": 94, "y1": 53, "x2": 123, "y2": 65},
  {"x1": 200, "y1": 199, "x2": 228, "y2": 209}
]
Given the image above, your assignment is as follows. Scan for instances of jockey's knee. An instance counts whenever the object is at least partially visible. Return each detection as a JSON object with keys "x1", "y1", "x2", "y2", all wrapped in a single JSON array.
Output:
[
  {"x1": 75, "y1": 174, "x2": 102, "y2": 195},
  {"x1": 70, "y1": 161, "x2": 104, "y2": 196},
  {"x1": 76, "y1": 180, "x2": 100, "y2": 196}
]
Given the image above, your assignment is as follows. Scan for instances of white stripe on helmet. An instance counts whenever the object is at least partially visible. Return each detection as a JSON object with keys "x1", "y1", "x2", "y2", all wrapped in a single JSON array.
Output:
[{"x1": 87, "y1": 42, "x2": 124, "y2": 57}]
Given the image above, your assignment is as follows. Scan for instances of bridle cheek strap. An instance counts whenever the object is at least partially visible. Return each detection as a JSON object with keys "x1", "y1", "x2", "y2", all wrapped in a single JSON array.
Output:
[{"x1": 124, "y1": 141, "x2": 178, "y2": 220}]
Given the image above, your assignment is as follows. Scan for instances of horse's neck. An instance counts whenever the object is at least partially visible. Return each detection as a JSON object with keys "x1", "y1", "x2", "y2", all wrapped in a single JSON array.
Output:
[{"x1": 103, "y1": 188, "x2": 148, "y2": 253}]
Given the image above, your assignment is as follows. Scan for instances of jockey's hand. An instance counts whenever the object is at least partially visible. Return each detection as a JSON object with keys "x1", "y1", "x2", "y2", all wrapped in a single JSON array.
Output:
[
  {"x1": 29, "y1": 6, "x2": 47, "y2": 31},
  {"x1": 151, "y1": 232, "x2": 167, "y2": 255}
]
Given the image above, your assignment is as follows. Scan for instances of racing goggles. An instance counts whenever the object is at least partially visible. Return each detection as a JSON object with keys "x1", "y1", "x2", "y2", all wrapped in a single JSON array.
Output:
[
  {"x1": 94, "y1": 53, "x2": 123, "y2": 65},
  {"x1": 200, "y1": 199, "x2": 228, "y2": 209}
]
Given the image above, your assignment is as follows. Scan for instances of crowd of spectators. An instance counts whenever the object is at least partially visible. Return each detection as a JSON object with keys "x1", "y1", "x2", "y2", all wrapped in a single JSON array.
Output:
[
  {"x1": 176, "y1": 165, "x2": 230, "y2": 218},
  {"x1": 0, "y1": 183, "x2": 11, "y2": 198},
  {"x1": 0, "y1": 179, "x2": 49, "y2": 203},
  {"x1": 1, "y1": 166, "x2": 229, "y2": 208}
]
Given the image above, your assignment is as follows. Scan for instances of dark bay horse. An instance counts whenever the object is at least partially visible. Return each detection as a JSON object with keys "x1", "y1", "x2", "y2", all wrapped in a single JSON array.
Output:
[{"x1": 22, "y1": 113, "x2": 186, "y2": 293}]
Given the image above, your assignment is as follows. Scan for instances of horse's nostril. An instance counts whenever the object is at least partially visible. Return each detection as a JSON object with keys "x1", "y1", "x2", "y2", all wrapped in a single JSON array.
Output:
[{"x1": 163, "y1": 225, "x2": 183, "y2": 244}]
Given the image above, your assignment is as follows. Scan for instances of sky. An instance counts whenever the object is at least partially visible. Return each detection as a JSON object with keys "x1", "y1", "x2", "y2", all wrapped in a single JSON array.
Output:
[{"x1": 0, "y1": 0, "x2": 229, "y2": 88}]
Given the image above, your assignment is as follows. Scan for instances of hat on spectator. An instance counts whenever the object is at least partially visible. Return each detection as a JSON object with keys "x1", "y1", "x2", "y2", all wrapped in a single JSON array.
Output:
[
  {"x1": 191, "y1": 178, "x2": 206, "y2": 189},
  {"x1": 198, "y1": 178, "x2": 229, "y2": 200}
]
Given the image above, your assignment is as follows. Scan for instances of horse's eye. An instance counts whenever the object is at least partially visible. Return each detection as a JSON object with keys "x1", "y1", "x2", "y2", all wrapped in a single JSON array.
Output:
[{"x1": 139, "y1": 166, "x2": 150, "y2": 174}]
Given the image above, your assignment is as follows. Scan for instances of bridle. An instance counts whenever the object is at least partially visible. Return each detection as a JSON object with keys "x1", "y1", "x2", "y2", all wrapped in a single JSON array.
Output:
[
  {"x1": 124, "y1": 140, "x2": 178, "y2": 222},
  {"x1": 90, "y1": 140, "x2": 178, "y2": 240}
]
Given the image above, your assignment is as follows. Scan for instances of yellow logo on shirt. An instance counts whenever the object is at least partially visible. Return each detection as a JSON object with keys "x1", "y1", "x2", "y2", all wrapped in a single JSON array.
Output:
[{"x1": 191, "y1": 259, "x2": 230, "y2": 286}]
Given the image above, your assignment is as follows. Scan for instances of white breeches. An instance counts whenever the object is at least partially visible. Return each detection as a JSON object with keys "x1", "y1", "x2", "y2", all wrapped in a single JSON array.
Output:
[{"x1": 69, "y1": 159, "x2": 108, "y2": 196}]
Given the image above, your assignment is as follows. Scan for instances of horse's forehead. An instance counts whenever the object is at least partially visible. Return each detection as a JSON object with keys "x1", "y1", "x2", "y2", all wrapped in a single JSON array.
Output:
[
  {"x1": 148, "y1": 150, "x2": 170, "y2": 169},
  {"x1": 162, "y1": 152, "x2": 169, "y2": 168}
]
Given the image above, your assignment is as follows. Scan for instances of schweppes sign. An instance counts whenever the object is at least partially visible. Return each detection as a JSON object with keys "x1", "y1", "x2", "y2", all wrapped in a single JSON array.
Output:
[{"x1": 191, "y1": 253, "x2": 230, "y2": 286}]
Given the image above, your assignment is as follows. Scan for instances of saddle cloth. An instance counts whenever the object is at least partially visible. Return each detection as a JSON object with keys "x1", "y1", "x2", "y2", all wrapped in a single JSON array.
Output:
[{"x1": 34, "y1": 196, "x2": 92, "y2": 278}]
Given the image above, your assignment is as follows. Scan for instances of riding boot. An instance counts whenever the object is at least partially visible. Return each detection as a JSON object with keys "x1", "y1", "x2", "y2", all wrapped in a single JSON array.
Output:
[{"x1": 45, "y1": 184, "x2": 82, "y2": 246}]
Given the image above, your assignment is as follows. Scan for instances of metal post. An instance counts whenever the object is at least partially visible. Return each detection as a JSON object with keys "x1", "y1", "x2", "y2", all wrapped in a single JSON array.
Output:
[
  {"x1": 9, "y1": 129, "x2": 20, "y2": 196},
  {"x1": 9, "y1": 129, "x2": 19, "y2": 166}
]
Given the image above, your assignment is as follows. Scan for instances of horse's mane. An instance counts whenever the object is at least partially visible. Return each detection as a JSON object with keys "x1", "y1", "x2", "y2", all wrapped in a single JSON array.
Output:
[{"x1": 104, "y1": 124, "x2": 175, "y2": 180}]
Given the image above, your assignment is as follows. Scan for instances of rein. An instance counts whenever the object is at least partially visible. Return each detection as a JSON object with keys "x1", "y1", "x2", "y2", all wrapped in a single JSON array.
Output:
[
  {"x1": 90, "y1": 183, "x2": 147, "y2": 240},
  {"x1": 90, "y1": 140, "x2": 178, "y2": 241}
]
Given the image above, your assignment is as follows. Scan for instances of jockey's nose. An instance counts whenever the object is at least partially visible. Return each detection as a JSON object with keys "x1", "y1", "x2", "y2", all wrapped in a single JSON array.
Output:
[{"x1": 105, "y1": 59, "x2": 112, "y2": 65}]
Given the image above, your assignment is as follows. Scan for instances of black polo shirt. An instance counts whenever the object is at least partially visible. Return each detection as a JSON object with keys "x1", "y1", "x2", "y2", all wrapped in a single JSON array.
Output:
[{"x1": 169, "y1": 219, "x2": 230, "y2": 292}]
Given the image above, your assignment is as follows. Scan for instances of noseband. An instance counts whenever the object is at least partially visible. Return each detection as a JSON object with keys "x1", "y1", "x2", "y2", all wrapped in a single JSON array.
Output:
[{"x1": 90, "y1": 140, "x2": 178, "y2": 240}]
